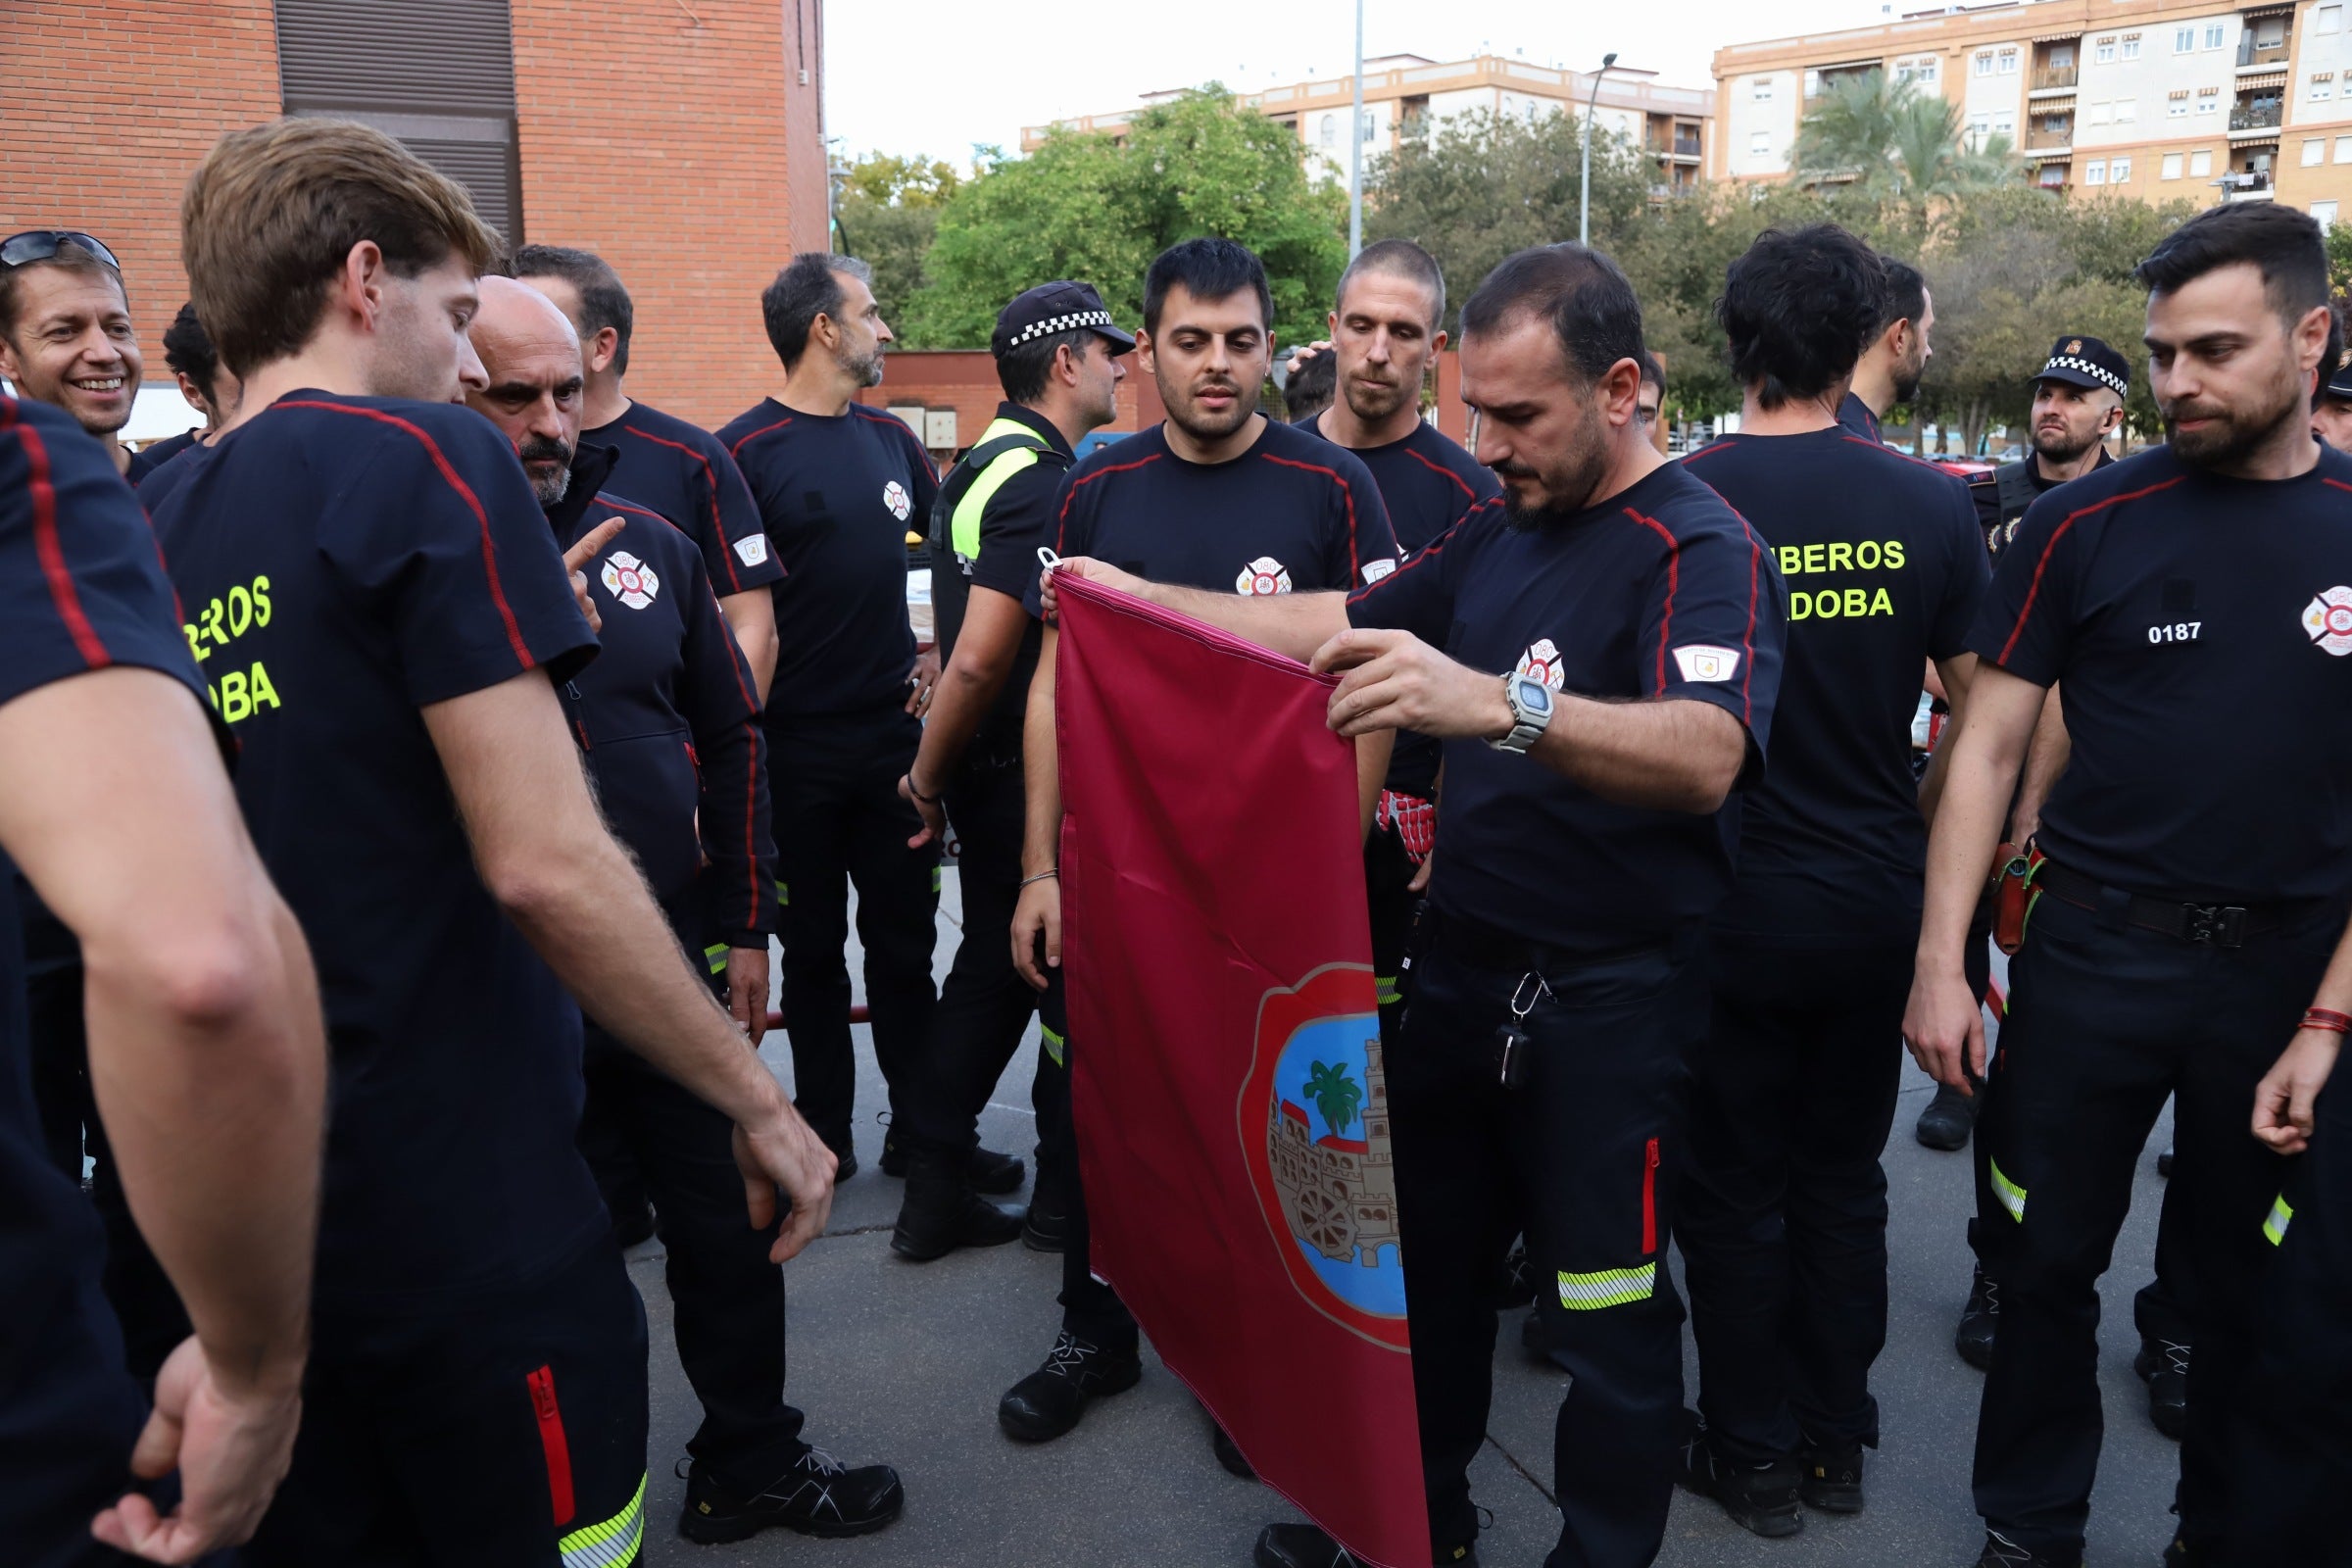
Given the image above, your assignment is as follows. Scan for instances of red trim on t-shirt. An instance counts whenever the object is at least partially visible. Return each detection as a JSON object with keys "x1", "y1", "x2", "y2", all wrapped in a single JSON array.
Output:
[
  {"x1": 1993, "y1": 475, "x2": 2188, "y2": 667},
  {"x1": 525, "y1": 1364, "x2": 576, "y2": 1528},
  {"x1": 1397, "y1": 443, "x2": 1481, "y2": 502},
  {"x1": 616, "y1": 423, "x2": 746, "y2": 592},
  {"x1": 5, "y1": 399, "x2": 112, "y2": 670},
  {"x1": 853, "y1": 403, "x2": 941, "y2": 480},
  {"x1": 276, "y1": 400, "x2": 536, "y2": 669},
  {"x1": 1680, "y1": 440, "x2": 1734, "y2": 464},
  {"x1": 1054, "y1": 453, "x2": 1164, "y2": 555},
  {"x1": 727, "y1": 416, "x2": 794, "y2": 461},
  {"x1": 1731, "y1": 514, "x2": 1763, "y2": 726},
  {"x1": 1839, "y1": 434, "x2": 1961, "y2": 478},
  {"x1": 1623, "y1": 507, "x2": 1681, "y2": 692},
  {"x1": 1259, "y1": 451, "x2": 1363, "y2": 581}
]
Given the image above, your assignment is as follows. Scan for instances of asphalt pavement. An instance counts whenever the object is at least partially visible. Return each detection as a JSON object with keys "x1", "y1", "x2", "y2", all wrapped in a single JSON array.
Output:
[{"x1": 631, "y1": 871, "x2": 2180, "y2": 1568}]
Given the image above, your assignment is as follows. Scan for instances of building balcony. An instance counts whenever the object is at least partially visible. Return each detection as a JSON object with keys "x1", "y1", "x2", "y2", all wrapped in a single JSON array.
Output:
[
  {"x1": 2230, "y1": 101, "x2": 2284, "y2": 131},
  {"x1": 2220, "y1": 169, "x2": 2276, "y2": 198},
  {"x1": 2030, "y1": 65, "x2": 2080, "y2": 92},
  {"x1": 2237, "y1": 36, "x2": 2293, "y2": 69},
  {"x1": 2026, "y1": 125, "x2": 2076, "y2": 151}
]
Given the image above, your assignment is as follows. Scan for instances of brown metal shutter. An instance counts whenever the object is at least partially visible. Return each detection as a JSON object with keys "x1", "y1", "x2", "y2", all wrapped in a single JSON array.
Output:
[{"x1": 271, "y1": 0, "x2": 523, "y2": 244}]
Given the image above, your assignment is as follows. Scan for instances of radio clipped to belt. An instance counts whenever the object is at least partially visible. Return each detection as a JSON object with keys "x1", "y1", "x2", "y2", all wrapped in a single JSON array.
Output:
[{"x1": 1993, "y1": 841, "x2": 2045, "y2": 956}]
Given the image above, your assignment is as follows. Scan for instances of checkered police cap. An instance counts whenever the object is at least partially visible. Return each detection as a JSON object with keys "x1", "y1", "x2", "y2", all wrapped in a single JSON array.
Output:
[{"x1": 992, "y1": 280, "x2": 1136, "y2": 360}]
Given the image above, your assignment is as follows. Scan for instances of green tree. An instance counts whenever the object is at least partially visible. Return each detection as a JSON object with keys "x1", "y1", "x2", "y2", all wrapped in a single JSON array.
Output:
[
  {"x1": 833, "y1": 152, "x2": 966, "y2": 342},
  {"x1": 1302, "y1": 1061, "x2": 1363, "y2": 1140},
  {"x1": 905, "y1": 88, "x2": 1347, "y2": 349},
  {"x1": 1795, "y1": 72, "x2": 2018, "y2": 198}
]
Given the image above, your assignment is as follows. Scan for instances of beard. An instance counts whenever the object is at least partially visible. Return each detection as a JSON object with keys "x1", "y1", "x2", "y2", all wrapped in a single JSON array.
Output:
[
  {"x1": 843, "y1": 343, "x2": 886, "y2": 388},
  {"x1": 1344, "y1": 370, "x2": 1413, "y2": 425},
  {"x1": 2031, "y1": 419, "x2": 2100, "y2": 464},
  {"x1": 1165, "y1": 375, "x2": 1256, "y2": 444},
  {"x1": 1496, "y1": 402, "x2": 1612, "y2": 533},
  {"x1": 1890, "y1": 352, "x2": 1926, "y2": 406},
  {"x1": 518, "y1": 433, "x2": 573, "y2": 508},
  {"x1": 2164, "y1": 372, "x2": 2303, "y2": 469}
]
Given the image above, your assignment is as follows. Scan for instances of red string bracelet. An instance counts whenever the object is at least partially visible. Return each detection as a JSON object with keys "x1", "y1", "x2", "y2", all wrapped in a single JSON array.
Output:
[{"x1": 2300, "y1": 1007, "x2": 2352, "y2": 1035}]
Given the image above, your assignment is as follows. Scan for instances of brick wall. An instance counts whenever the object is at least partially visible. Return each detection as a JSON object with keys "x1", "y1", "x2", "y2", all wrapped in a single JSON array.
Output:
[
  {"x1": 0, "y1": 1, "x2": 282, "y2": 359},
  {"x1": 854, "y1": 351, "x2": 1163, "y2": 462},
  {"x1": 512, "y1": 0, "x2": 826, "y2": 430}
]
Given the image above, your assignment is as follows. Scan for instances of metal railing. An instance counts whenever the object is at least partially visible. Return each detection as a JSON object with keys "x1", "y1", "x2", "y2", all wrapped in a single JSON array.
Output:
[
  {"x1": 2230, "y1": 101, "x2": 2284, "y2": 130},
  {"x1": 2220, "y1": 169, "x2": 2275, "y2": 191},
  {"x1": 2237, "y1": 36, "x2": 2292, "y2": 67},
  {"x1": 2031, "y1": 65, "x2": 2080, "y2": 90},
  {"x1": 2025, "y1": 123, "x2": 2076, "y2": 149}
]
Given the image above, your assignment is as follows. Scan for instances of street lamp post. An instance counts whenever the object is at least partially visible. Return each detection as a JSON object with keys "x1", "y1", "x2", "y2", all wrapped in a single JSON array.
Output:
[
  {"x1": 1348, "y1": 0, "x2": 1365, "y2": 258},
  {"x1": 1580, "y1": 51, "x2": 1618, "y2": 248}
]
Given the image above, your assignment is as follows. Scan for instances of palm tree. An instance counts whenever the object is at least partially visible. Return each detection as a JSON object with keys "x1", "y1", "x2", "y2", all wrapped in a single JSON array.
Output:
[
  {"x1": 1303, "y1": 1061, "x2": 1363, "y2": 1140},
  {"x1": 1796, "y1": 71, "x2": 2020, "y2": 196}
]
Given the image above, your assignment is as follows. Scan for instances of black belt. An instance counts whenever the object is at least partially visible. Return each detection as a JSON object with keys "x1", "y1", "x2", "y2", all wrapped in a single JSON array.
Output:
[
  {"x1": 2033, "y1": 858, "x2": 2297, "y2": 949},
  {"x1": 1420, "y1": 904, "x2": 1682, "y2": 975}
]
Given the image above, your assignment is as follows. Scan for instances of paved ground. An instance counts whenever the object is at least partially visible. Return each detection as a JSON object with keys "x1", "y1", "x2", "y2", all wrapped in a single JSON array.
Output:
[{"x1": 632, "y1": 871, "x2": 2180, "y2": 1567}]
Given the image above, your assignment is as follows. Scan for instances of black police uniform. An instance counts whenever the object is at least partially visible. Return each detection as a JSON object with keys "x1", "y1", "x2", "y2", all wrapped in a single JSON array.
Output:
[
  {"x1": 1963, "y1": 441, "x2": 2352, "y2": 1561},
  {"x1": 538, "y1": 445, "x2": 804, "y2": 1499},
  {"x1": 149, "y1": 392, "x2": 649, "y2": 1567},
  {"x1": 1675, "y1": 431, "x2": 1986, "y2": 1478},
  {"x1": 716, "y1": 399, "x2": 943, "y2": 1160},
  {"x1": 1305, "y1": 415, "x2": 1499, "y2": 1036},
  {"x1": 582, "y1": 398, "x2": 784, "y2": 605},
  {"x1": 1021, "y1": 417, "x2": 1398, "y2": 1365},
  {"x1": 1345, "y1": 466, "x2": 1787, "y2": 1565},
  {"x1": 899, "y1": 402, "x2": 1072, "y2": 1173},
  {"x1": 0, "y1": 394, "x2": 214, "y2": 1568}
]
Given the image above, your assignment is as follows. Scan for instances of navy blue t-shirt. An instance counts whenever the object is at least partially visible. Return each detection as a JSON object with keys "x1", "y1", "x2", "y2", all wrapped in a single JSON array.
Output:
[
  {"x1": 1685, "y1": 429, "x2": 1987, "y2": 944},
  {"x1": 1310, "y1": 415, "x2": 1498, "y2": 798},
  {"x1": 584, "y1": 398, "x2": 784, "y2": 600},
  {"x1": 1347, "y1": 461, "x2": 1787, "y2": 949},
  {"x1": 550, "y1": 446, "x2": 773, "y2": 946},
  {"x1": 148, "y1": 390, "x2": 606, "y2": 1306},
  {"x1": 0, "y1": 395, "x2": 207, "y2": 1528},
  {"x1": 125, "y1": 427, "x2": 199, "y2": 485},
  {"x1": 719, "y1": 400, "x2": 938, "y2": 719},
  {"x1": 1837, "y1": 392, "x2": 1883, "y2": 444},
  {"x1": 1028, "y1": 417, "x2": 1400, "y2": 613},
  {"x1": 1972, "y1": 442, "x2": 2352, "y2": 904}
]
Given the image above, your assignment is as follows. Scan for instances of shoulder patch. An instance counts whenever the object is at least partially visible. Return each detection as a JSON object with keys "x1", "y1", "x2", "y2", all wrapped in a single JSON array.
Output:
[
  {"x1": 1671, "y1": 644, "x2": 1741, "y2": 683},
  {"x1": 733, "y1": 533, "x2": 770, "y2": 567},
  {"x1": 1362, "y1": 557, "x2": 1397, "y2": 584}
]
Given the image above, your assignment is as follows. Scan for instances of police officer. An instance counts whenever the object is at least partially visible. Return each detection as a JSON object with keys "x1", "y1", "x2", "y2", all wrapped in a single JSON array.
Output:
[
  {"x1": 1002, "y1": 238, "x2": 1399, "y2": 1454},
  {"x1": 889, "y1": 280, "x2": 1132, "y2": 1262},
  {"x1": 1963, "y1": 335, "x2": 2129, "y2": 563},
  {"x1": 1903, "y1": 202, "x2": 2352, "y2": 1568},
  {"x1": 1674, "y1": 224, "x2": 1986, "y2": 1535},
  {"x1": 1052, "y1": 242, "x2": 1788, "y2": 1568},
  {"x1": 2313, "y1": 327, "x2": 2352, "y2": 449},
  {"x1": 0, "y1": 387, "x2": 326, "y2": 1567},
  {"x1": 1837, "y1": 255, "x2": 1932, "y2": 445}
]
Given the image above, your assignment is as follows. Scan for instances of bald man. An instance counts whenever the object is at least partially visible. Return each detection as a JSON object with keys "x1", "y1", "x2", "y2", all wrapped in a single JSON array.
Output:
[{"x1": 463, "y1": 279, "x2": 904, "y2": 1543}]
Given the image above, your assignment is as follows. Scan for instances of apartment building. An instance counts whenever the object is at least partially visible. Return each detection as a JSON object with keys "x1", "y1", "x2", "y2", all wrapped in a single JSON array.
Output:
[
  {"x1": 1714, "y1": 0, "x2": 2352, "y2": 220},
  {"x1": 1024, "y1": 55, "x2": 1716, "y2": 202}
]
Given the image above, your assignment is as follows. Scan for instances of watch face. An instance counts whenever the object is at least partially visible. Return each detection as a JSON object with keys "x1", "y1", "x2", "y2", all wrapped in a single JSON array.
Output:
[{"x1": 1514, "y1": 676, "x2": 1553, "y2": 715}]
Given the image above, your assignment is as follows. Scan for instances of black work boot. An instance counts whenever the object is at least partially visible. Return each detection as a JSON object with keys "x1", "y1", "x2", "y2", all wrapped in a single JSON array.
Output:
[
  {"x1": 889, "y1": 1149, "x2": 1022, "y2": 1261},
  {"x1": 676, "y1": 1446, "x2": 905, "y2": 1544},
  {"x1": 1915, "y1": 1081, "x2": 1979, "y2": 1150},
  {"x1": 997, "y1": 1331, "x2": 1142, "y2": 1442},
  {"x1": 1021, "y1": 1194, "x2": 1069, "y2": 1251},
  {"x1": 1253, "y1": 1523, "x2": 1480, "y2": 1567},
  {"x1": 2134, "y1": 1337, "x2": 2189, "y2": 1440},
  {"x1": 1676, "y1": 1417, "x2": 1802, "y2": 1538},
  {"x1": 1956, "y1": 1263, "x2": 1999, "y2": 1371},
  {"x1": 880, "y1": 1127, "x2": 1026, "y2": 1193},
  {"x1": 1797, "y1": 1441, "x2": 1865, "y2": 1513},
  {"x1": 1974, "y1": 1528, "x2": 2079, "y2": 1567}
]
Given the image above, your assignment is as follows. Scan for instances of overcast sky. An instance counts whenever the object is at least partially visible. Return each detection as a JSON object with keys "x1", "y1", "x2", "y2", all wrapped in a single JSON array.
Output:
[{"x1": 826, "y1": 0, "x2": 1887, "y2": 166}]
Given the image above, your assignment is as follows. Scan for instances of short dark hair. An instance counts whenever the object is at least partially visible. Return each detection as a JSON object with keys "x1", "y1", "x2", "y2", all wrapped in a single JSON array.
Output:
[
  {"x1": 998, "y1": 326, "x2": 1096, "y2": 403},
  {"x1": 1336, "y1": 238, "x2": 1446, "y2": 330},
  {"x1": 1718, "y1": 225, "x2": 1886, "y2": 410},
  {"x1": 1876, "y1": 255, "x2": 1928, "y2": 336},
  {"x1": 760, "y1": 252, "x2": 871, "y2": 369},
  {"x1": 1282, "y1": 348, "x2": 1337, "y2": 421},
  {"x1": 0, "y1": 236, "x2": 127, "y2": 342},
  {"x1": 1142, "y1": 238, "x2": 1271, "y2": 335},
  {"x1": 1457, "y1": 243, "x2": 1646, "y2": 386},
  {"x1": 2134, "y1": 202, "x2": 2329, "y2": 328},
  {"x1": 1638, "y1": 349, "x2": 1665, "y2": 395},
  {"x1": 512, "y1": 243, "x2": 635, "y2": 375},
  {"x1": 161, "y1": 301, "x2": 221, "y2": 401}
]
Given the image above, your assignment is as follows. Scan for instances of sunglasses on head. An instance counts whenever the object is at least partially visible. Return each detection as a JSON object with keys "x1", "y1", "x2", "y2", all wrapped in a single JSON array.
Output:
[{"x1": 1, "y1": 230, "x2": 122, "y2": 272}]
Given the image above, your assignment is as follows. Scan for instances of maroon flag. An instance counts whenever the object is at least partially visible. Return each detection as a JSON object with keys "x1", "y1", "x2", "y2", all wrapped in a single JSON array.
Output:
[{"x1": 1054, "y1": 572, "x2": 1430, "y2": 1568}]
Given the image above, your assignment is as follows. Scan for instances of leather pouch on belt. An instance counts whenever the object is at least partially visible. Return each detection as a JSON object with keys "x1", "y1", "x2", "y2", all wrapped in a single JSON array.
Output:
[{"x1": 1992, "y1": 843, "x2": 2042, "y2": 956}]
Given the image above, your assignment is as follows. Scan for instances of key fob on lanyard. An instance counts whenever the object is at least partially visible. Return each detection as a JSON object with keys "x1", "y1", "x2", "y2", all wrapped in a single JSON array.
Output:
[{"x1": 1496, "y1": 970, "x2": 1549, "y2": 1091}]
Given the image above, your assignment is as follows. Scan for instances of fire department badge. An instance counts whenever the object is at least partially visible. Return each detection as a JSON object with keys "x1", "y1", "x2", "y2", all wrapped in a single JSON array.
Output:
[
  {"x1": 1516, "y1": 637, "x2": 1566, "y2": 691},
  {"x1": 1237, "y1": 557, "x2": 1294, "y2": 596},
  {"x1": 1672, "y1": 644, "x2": 1742, "y2": 683},
  {"x1": 1238, "y1": 964, "x2": 1408, "y2": 1348},
  {"x1": 2302, "y1": 586, "x2": 2352, "y2": 655},
  {"x1": 882, "y1": 480, "x2": 912, "y2": 522},
  {"x1": 599, "y1": 550, "x2": 660, "y2": 610}
]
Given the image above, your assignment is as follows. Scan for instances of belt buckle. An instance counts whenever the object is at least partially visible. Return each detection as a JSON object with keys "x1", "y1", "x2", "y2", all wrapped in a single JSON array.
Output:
[{"x1": 2183, "y1": 903, "x2": 2247, "y2": 948}]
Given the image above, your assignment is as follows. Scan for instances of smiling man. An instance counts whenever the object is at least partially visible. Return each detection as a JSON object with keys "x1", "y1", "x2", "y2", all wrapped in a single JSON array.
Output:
[{"x1": 0, "y1": 230, "x2": 141, "y2": 474}]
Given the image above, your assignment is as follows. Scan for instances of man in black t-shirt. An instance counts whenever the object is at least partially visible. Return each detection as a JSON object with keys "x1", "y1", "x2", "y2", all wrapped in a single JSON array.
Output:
[
  {"x1": 153, "y1": 119, "x2": 838, "y2": 1566},
  {"x1": 512, "y1": 245, "x2": 783, "y2": 697},
  {"x1": 1904, "y1": 203, "x2": 2352, "y2": 1568},
  {"x1": 1300, "y1": 240, "x2": 1500, "y2": 1038},
  {"x1": 128, "y1": 302, "x2": 238, "y2": 485},
  {"x1": 719, "y1": 254, "x2": 953, "y2": 1181},
  {"x1": 890, "y1": 280, "x2": 1133, "y2": 1263},
  {"x1": 999, "y1": 239, "x2": 1401, "y2": 1457},
  {"x1": 0, "y1": 230, "x2": 141, "y2": 476},
  {"x1": 1051, "y1": 243, "x2": 1785, "y2": 1568},
  {"x1": 0, "y1": 391, "x2": 326, "y2": 1568},
  {"x1": 1672, "y1": 225, "x2": 1988, "y2": 1536},
  {"x1": 1836, "y1": 255, "x2": 1932, "y2": 447}
]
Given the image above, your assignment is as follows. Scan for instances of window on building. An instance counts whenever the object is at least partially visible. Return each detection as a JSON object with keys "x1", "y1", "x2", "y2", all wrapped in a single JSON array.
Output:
[
  {"x1": 1999, "y1": 50, "x2": 2020, "y2": 74},
  {"x1": 2038, "y1": 163, "x2": 2068, "y2": 187},
  {"x1": 2197, "y1": 96, "x2": 2218, "y2": 114},
  {"x1": 2308, "y1": 137, "x2": 2328, "y2": 166},
  {"x1": 2096, "y1": 41, "x2": 2117, "y2": 64},
  {"x1": 1754, "y1": 78, "x2": 1775, "y2": 102},
  {"x1": 2123, "y1": 35, "x2": 2141, "y2": 60},
  {"x1": 2051, "y1": 44, "x2": 2075, "y2": 69},
  {"x1": 2085, "y1": 159, "x2": 2107, "y2": 183},
  {"x1": 2169, "y1": 97, "x2": 2189, "y2": 118},
  {"x1": 2175, "y1": 25, "x2": 2196, "y2": 52},
  {"x1": 1320, "y1": 115, "x2": 1336, "y2": 146},
  {"x1": 2092, "y1": 100, "x2": 2114, "y2": 123},
  {"x1": 2163, "y1": 151, "x2": 2183, "y2": 178},
  {"x1": 1995, "y1": 111, "x2": 2016, "y2": 136},
  {"x1": 1969, "y1": 113, "x2": 1991, "y2": 145},
  {"x1": 1920, "y1": 57, "x2": 1939, "y2": 82},
  {"x1": 2117, "y1": 97, "x2": 2137, "y2": 121},
  {"x1": 1750, "y1": 130, "x2": 1770, "y2": 157},
  {"x1": 2337, "y1": 133, "x2": 2352, "y2": 161},
  {"x1": 2317, "y1": 200, "x2": 2341, "y2": 229},
  {"x1": 2203, "y1": 23, "x2": 2225, "y2": 48},
  {"x1": 2314, "y1": 74, "x2": 2335, "y2": 101},
  {"x1": 2323, "y1": 4, "x2": 2344, "y2": 33},
  {"x1": 1976, "y1": 51, "x2": 1994, "y2": 76},
  {"x1": 1364, "y1": 111, "x2": 1380, "y2": 141},
  {"x1": 2112, "y1": 156, "x2": 2132, "y2": 182},
  {"x1": 2190, "y1": 148, "x2": 2213, "y2": 175}
]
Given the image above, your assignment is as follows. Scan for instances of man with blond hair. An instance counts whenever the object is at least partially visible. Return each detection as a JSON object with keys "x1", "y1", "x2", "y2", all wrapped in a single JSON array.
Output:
[{"x1": 148, "y1": 117, "x2": 838, "y2": 1566}]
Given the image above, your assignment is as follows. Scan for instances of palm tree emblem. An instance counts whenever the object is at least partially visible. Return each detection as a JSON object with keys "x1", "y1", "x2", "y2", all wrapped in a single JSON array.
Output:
[{"x1": 1303, "y1": 1060, "x2": 1363, "y2": 1140}]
